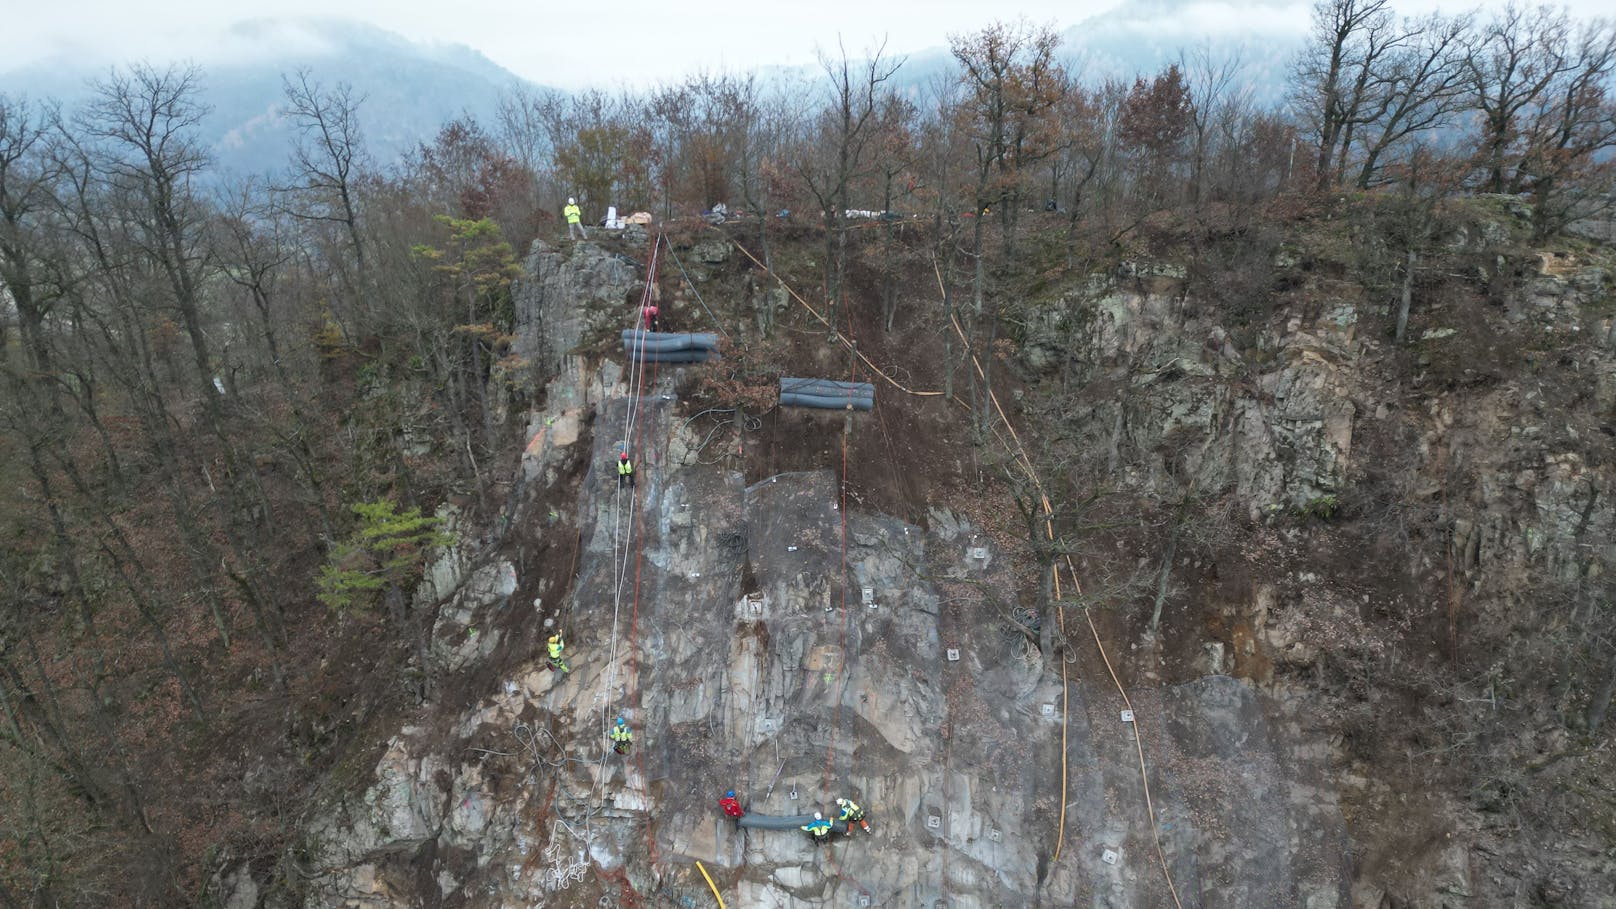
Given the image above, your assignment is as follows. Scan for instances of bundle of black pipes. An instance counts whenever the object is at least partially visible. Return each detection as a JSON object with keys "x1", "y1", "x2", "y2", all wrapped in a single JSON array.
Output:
[
  {"x1": 779, "y1": 377, "x2": 875, "y2": 411},
  {"x1": 621, "y1": 330, "x2": 721, "y2": 363},
  {"x1": 736, "y1": 812, "x2": 850, "y2": 833}
]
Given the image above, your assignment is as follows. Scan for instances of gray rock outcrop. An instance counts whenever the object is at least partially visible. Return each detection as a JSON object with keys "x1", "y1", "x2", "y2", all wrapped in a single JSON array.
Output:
[{"x1": 304, "y1": 382, "x2": 1351, "y2": 907}]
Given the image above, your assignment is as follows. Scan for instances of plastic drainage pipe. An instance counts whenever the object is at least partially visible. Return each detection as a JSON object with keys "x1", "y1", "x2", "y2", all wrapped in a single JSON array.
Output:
[
  {"x1": 619, "y1": 330, "x2": 720, "y2": 352},
  {"x1": 780, "y1": 378, "x2": 875, "y2": 397},
  {"x1": 779, "y1": 392, "x2": 874, "y2": 411},
  {"x1": 625, "y1": 349, "x2": 717, "y2": 363},
  {"x1": 735, "y1": 813, "x2": 849, "y2": 833}
]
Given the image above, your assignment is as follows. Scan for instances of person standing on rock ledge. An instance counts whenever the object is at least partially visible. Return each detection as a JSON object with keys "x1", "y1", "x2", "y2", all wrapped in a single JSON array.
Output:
[
  {"x1": 564, "y1": 197, "x2": 587, "y2": 239},
  {"x1": 617, "y1": 452, "x2": 635, "y2": 489},
  {"x1": 610, "y1": 717, "x2": 633, "y2": 754},
  {"x1": 835, "y1": 797, "x2": 869, "y2": 835},
  {"x1": 547, "y1": 633, "x2": 569, "y2": 673},
  {"x1": 719, "y1": 790, "x2": 744, "y2": 820}
]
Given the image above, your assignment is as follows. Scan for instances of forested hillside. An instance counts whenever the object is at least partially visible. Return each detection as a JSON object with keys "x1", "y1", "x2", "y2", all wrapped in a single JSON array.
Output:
[{"x1": 2, "y1": 4, "x2": 1615, "y2": 906}]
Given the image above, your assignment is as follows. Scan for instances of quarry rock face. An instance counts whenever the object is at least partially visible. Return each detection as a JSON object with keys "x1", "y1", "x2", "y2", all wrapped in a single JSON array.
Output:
[
  {"x1": 305, "y1": 385, "x2": 1352, "y2": 907},
  {"x1": 1020, "y1": 282, "x2": 1362, "y2": 513},
  {"x1": 301, "y1": 241, "x2": 1616, "y2": 908}
]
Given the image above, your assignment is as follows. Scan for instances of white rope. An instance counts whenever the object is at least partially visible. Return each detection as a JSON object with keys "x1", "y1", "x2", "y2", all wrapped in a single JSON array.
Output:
[{"x1": 591, "y1": 235, "x2": 662, "y2": 809}]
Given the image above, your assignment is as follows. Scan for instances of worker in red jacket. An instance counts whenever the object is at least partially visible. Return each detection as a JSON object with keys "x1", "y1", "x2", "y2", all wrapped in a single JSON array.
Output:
[
  {"x1": 642, "y1": 302, "x2": 660, "y2": 333},
  {"x1": 719, "y1": 790, "x2": 744, "y2": 819}
]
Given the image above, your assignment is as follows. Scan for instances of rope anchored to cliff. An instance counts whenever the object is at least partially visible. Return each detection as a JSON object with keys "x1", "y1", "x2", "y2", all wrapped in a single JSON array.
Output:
[{"x1": 937, "y1": 263, "x2": 1187, "y2": 909}]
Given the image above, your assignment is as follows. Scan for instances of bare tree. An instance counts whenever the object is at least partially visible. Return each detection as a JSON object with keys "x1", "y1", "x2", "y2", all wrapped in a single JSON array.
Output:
[
  {"x1": 794, "y1": 37, "x2": 903, "y2": 312},
  {"x1": 1118, "y1": 64, "x2": 1194, "y2": 208},
  {"x1": 1352, "y1": 12, "x2": 1472, "y2": 188},
  {"x1": 1293, "y1": 0, "x2": 1399, "y2": 189},
  {"x1": 1380, "y1": 148, "x2": 1466, "y2": 342},
  {"x1": 281, "y1": 70, "x2": 370, "y2": 294},
  {"x1": 950, "y1": 19, "x2": 1065, "y2": 311},
  {"x1": 1180, "y1": 45, "x2": 1249, "y2": 205},
  {"x1": 1464, "y1": 7, "x2": 1616, "y2": 236}
]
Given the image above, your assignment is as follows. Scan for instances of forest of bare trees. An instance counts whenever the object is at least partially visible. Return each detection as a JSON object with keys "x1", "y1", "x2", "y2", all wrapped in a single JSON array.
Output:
[{"x1": 2, "y1": 3, "x2": 1614, "y2": 904}]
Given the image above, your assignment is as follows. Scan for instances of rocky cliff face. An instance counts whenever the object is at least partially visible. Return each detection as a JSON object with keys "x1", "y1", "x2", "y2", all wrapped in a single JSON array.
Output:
[
  {"x1": 294, "y1": 221, "x2": 1616, "y2": 908},
  {"x1": 1012, "y1": 217, "x2": 1616, "y2": 904},
  {"x1": 302, "y1": 392, "x2": 1352, "y2": 908},
  {"x1": 512, "y1": 239, "x2": 642, "y2": 396}
]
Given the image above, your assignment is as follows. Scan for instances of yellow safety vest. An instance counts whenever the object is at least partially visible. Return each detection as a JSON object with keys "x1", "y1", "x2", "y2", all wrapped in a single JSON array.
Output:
[
  {"x1": 618, "y1": 458, "x2": 634, "y2": 476},
  {"x1": 838, "y1": 800, "x2": 862, "y2": 820},
  {"x1": 564, "y1": 203, "x2": 581, "y2": 224},
  {"x1": 548, "y1": 639, "x2": 564, "y2": 659},
  {"x1": 611, "y1": 725, "x2": 632, "y2": 742}
]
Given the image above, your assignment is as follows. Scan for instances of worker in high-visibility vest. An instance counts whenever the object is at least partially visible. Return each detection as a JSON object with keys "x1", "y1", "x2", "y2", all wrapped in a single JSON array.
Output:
[
  {"x1": 801, "y1": 812, "x2": 832, "y2": 846},
  {"x1": 835, "y1": 797, "x2": 870, "y2": 835},
  {"x1": 617, "y1": 452, "x2": 635, "y2": 489},
  {"x1": 547, "y1": 633, "x2": 569, "y2": 673},
  {"x1": 610, "y1": 717, "x2": 633, "y2": 754},
  {"x1": 564, "y1": 197, "x2": 587, "y2": 239}
]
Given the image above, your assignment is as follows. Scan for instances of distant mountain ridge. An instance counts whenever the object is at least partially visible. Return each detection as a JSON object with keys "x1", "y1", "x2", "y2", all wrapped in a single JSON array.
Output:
[
  {"x1": 773, "y1": 0, "x2": 1304, "y2": 108},
  {"x1": 0, "y1": 6, "x2": 1305, "y2": 178},
  {"x1": 0, "y1": 19, "x2": 544, "y2": 177}
]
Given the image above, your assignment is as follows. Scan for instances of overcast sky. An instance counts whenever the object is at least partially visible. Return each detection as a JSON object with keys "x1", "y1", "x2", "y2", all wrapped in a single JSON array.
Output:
[{"x1": 2, "y1": 0, "x2": 1609, "y2": 88}]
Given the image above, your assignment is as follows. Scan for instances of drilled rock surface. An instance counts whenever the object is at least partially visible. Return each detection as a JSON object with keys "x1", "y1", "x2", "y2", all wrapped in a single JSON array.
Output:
[{"x1": 304, "y1": 382, "x2": 1351, "y2": 908}]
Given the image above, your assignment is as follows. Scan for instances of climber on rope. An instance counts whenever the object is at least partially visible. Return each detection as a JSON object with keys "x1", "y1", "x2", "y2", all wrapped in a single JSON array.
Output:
[
  {"x1": 642, "y1": 300, "x2": 660, "y2": 333},
  {"x1": 801, "y1": 812, "x2": 832, "y2": 847},
  {"x1": 564, "y1": 197, "x2": 587, "y2": 240},
  {"x1": 718, "y1": 790, "x2": 745, "y2": 820},
  {"x1": 610, "y1": 717, "x2": 634, "y2": 754},
  {"x1": 547, "y1": 633, "x2": 569, "y2": 673},
  {"x1": 617, "y1": 451, "x2": 635, "y2": 489},
  {"x1": 835, "y1": 797, "x2": 870, "y2": 835}
]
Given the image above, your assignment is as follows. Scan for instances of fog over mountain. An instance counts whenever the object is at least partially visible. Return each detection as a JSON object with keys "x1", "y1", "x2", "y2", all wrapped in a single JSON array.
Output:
[
  {"x1": 1, "y1": 19, "x2": 542, "y2": 176},
  {"x1": 879, "y1": 0, "x2": 1303, "y2": 103},
  {"x1": 0, "y1": 3, "x2": 1306, "y2": 177}
]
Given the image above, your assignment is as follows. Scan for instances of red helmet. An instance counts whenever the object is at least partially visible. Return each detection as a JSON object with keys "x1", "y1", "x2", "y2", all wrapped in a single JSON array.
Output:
[{"x1": 619, "y1": 452, "x2": 629, "y2": 460}]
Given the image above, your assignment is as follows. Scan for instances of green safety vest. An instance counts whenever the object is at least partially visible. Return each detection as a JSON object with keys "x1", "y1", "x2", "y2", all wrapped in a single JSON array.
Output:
[
  {"x1": 618, "y1": 459, "x2": 634, "y2": 476},
  {"x1": 611, "y1": 726, "x2": 632, "y2": 742},
  {"x1": 548, "y1": 639, "x2": 564, "y2": 659},
  {"x1": 838, "y1": 800, "x2": 862, "y2": 820},
  {"x1": 564, "y1": 203, "x2": 581, "y2": 224}
]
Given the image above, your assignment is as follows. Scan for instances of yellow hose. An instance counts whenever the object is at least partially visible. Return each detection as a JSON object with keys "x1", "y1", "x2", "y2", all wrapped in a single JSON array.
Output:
[
  {"x1": 940, "y1": 271, "x2": 1184, "y2": 907},
  {"x1": 695, "y1": 860, "x2": 726, "y2": 908}
]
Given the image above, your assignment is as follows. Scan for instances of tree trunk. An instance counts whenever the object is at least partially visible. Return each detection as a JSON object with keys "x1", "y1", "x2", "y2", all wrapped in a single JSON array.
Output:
[
  {"x1": 1395, "y1": 247, "x2": 1416, "y2": 343},
  {"x1": 1585, "y1": 655, "x2": 1616, "y2": 735},
  {"x1": 971, "y1": 214, "x2": 986, "y2": 316}
]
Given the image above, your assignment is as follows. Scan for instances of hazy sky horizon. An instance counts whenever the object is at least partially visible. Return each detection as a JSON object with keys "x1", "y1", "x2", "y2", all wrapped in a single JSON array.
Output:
[{"x1": 3, "y1": 0, "x2": 1608, "y2": 89}]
